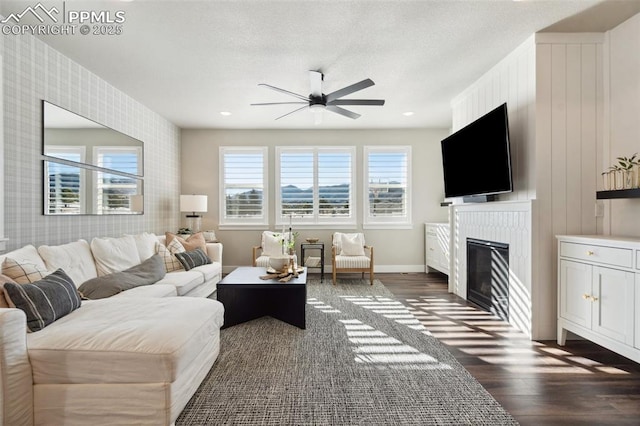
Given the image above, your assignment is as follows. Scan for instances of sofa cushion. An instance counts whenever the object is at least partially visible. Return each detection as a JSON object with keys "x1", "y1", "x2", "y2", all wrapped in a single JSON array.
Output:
[
  {"x1": 37, "y1": 240, "x2": 98, "y2": 287},
  {"x1": 191, "y1": 262, "x2": 222, "y2": 282},
  {"x1": 175, "y1": 248, "x2": 211, "y2": 271},
  {"x1": 128, "y1": 232, "x2": 159, "y2": 262},
  {"x1": 155, "y1": 270, "x2": 204, "y2": 296},
  {"x1": 156, "y1": 240, "x2": 185, "y2": 273},
  {"x1": 78, "y1": 255, "x2": 166, "y2": 299},
  {"x1": 26, "y1": 297, "x2": 224, "y2": 384},
  {"x1": 4, "y1": 269, "x2": 81, "y2": 332},
  {"x1": 90, "y1": 235, "x2": 142, "y2": 276},
  {"x1": 1, "y1": 257, "x2": 49, "y2": 284},
  {"x1": 111, "y1": 284, "x2": 177, "y2": 298},
  {"x1": 166, "y1": 232, "x2": 206, "y2": 252}
]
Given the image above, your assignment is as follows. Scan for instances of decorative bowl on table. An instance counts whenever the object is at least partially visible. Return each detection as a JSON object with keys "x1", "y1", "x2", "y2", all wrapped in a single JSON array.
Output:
[
  {"x1": 305, "y1": 238, "x2": 319, "y2": 243},
  {"x1": 268, "y1": 255, "x2": 290, "y2": 272}
]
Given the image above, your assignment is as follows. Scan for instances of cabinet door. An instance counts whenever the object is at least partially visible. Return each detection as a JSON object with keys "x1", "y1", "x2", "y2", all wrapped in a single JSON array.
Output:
[
  {"x1": 592, "y1": 266, "x2": 635, "y2": 345},
  {"x1": 559, "y1": 260, "x2": 592, "y2": 328},
  {"x1": 426, "y1": 232, "x2": 438, "y2": 268},
  {"x1": 636, "y1": 274, "x2": 640, "y2": 350}
]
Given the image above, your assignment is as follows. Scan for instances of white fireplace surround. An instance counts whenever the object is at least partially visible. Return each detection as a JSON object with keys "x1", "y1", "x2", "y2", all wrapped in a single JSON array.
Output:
[{"x1": 451, "y1": 200, "x2": 533, "y2": 337}]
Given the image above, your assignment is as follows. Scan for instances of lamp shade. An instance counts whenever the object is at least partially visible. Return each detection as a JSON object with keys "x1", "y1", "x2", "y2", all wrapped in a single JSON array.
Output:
[{"x1": 180, "y1": 195, "x2": 208, "y2": 213}]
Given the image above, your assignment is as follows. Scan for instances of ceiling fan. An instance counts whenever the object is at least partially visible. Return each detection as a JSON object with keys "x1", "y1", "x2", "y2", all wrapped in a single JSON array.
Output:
[{"x1": 251, "y1": 70, "x2": 385, "y2": 122}]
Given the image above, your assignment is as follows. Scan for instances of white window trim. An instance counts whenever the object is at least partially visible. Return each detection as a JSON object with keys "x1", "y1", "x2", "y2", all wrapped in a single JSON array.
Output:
[
  {"x1": 363, "y1": 145, "x2": 412, "y2": 229},
  {"x1": 218, "y1": 146, "x2": 268, "y2": 229},
  {"x1": 275, "y1": 146, "x2": 356, "y2": 228},
  {"x1": 93, "y1": 145, "x2": 143, "y2": 176}
]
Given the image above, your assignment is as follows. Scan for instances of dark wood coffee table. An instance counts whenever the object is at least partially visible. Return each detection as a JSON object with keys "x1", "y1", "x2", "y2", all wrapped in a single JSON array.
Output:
[{"x1": 217, "y1": 266, "x2": 307, "y2": 329}]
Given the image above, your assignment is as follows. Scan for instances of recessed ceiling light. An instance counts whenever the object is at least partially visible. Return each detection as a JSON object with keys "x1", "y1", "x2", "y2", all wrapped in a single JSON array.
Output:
[
  {"x1": 403, "y1": 111, "x2": 414, "y2": 116},
  {"x1": 220, "y1": 111, "x2": 232, "y2": 116}
]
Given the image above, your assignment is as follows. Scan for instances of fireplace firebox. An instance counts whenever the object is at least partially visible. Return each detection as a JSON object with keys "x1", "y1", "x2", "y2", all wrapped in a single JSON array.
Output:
[{"x1": 466, "y1": 238, "x2": 509, "y2": 321}]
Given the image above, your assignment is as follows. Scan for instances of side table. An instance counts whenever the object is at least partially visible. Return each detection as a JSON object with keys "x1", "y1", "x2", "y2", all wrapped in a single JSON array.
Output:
[{"x1": 301, "y1": 242, "x2": 324, "y2": 282}]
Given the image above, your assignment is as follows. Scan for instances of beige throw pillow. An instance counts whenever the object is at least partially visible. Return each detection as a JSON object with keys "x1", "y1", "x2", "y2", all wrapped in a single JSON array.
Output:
[
  {"x1": 1, "y1": 258, "x2": 49, "y2": 284},
  {"x1": 0, "y1": 274, "x2": 18, "y2": 308},
  {"x1": 165, "y1": 232, "x2": 206, "y2": 252},
  {"x1": 156, "y1": 239, "x2": 185, "y2": 273}
]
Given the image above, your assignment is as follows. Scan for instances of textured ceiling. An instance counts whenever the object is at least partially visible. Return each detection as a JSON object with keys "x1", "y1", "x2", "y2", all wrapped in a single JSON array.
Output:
[{"x1": 3, "y1": 0, "x2": 639, "y2": 129}]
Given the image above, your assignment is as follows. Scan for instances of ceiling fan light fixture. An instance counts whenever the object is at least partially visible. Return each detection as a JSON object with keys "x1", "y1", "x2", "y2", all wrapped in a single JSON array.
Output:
[
  {"x1": 252, "y1": 71, "x2": 384, "y2": 121},
  {"x1": 403, "y1": 111, "x2": 414, "y2": 116},
  {"x1": 220, "y1": 111, "x2": 232, "y2": 116}
]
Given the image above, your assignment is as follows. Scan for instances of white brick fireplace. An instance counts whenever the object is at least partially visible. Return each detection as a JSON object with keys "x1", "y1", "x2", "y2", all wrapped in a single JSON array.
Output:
[{"x1": 450, "y1": 201, "x2": 534, "y2": 337}]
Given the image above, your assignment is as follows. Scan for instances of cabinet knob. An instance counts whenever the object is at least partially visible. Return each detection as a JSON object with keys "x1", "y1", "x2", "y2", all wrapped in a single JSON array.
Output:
[
  {"x1": 587, "y1": 250, "x2": 594, "y2": 256},
  {"x1": 582, "y1": 293, "x2": 590, "y2": 300},
  {"x1": 590, "y1": 296, "x2": 598, "y2": 302}
]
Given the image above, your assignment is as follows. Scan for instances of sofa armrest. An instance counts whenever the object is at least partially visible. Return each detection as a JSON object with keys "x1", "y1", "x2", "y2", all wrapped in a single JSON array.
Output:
[
  {"x1": 205, "y1": 242, "x2": 223, "y2": 264},
  {"x1": 0, "y1": 308, "x2": 34, "y2": 426}
]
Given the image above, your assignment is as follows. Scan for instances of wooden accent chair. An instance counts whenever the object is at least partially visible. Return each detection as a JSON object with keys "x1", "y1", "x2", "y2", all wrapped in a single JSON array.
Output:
[
  {"x1": 331, "y1": 232, "x2": 374, "y2": 285},
  {"x1": 252, "y1": 231, "x2": 293, "y2": 267}
]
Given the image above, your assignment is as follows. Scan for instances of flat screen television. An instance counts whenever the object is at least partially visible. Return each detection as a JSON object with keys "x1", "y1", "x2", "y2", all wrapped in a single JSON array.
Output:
[{"x1": 441, "y1": 103, "x2": 513, "y2": 199}]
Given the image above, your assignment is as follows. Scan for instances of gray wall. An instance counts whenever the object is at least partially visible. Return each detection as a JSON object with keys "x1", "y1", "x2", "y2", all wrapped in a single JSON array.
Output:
[
  {"x1": 181, "y1": 128, "x2": 449, "y2": 271},
  {"x1": 1, "y1": 34, "x2": 180, "y2": 251}
]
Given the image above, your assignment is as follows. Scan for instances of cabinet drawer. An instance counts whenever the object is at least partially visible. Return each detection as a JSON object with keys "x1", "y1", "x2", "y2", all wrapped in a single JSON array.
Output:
[{"x1": 560, "y1": 242, "x2": 633, "y2": 268}]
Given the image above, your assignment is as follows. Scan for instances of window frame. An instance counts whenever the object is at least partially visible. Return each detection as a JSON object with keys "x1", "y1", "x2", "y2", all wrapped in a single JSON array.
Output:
[
  {"x1": 363, "y1": 145, "x2": 412, "y2": 229},
  {"x1": 275, "y1": 146, "x2": 356, "y2": 229},
  {"x1": 218, "y1": 146, "x2": 269, "y2": 229}
]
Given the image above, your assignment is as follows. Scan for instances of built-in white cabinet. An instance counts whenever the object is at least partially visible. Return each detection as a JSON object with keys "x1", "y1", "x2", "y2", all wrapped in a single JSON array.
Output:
[
  {"x1": 425, "y1": 223, "x2": 449, "y2": 275},
  {"x1": 557, "y1": 235, "x2": 640, "y2": 363}
]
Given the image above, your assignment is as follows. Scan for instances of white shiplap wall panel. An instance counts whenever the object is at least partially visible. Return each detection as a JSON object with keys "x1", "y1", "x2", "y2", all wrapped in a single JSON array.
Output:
[
  {"x1": 606, "y1": 13, "x2": 640, "y2": 237},
  {"x1": 450, "y1": 34, "x2": 603, "y2": 339}
]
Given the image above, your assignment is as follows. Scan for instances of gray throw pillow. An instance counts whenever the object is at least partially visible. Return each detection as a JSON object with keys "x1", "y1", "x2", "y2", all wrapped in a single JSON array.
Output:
[
  {"x1": 78, "y1": 254, "x2": 166, "y2": 299},
  {"x1": 4, "y1": 268, "x2": 81, "y2": 332},
  {"x1": 174, "y1": 248, "x2": 211, "y2": 271}
]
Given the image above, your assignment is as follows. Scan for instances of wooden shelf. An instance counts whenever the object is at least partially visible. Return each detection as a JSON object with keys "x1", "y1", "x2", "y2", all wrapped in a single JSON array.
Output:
[{"x1": 596, "y1": 188, "x2": 640, "y2": 199}]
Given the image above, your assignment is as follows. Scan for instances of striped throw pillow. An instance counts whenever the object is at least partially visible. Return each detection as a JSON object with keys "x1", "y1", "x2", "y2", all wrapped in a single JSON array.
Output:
[
  {"x1": 3, "y1": 269, "x2": 81, "y2": 332},
  {"x1": 2, "y1": 257, "x2": 48, "y2": 284},
  {"x1": 174, "y1": 248, "x2": 211, "y2": 271}
]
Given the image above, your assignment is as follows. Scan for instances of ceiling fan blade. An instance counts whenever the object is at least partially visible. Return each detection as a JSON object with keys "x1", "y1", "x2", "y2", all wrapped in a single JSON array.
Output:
[
  {"x1": 275, "y1": 105, "x2": 309, "y2": 120},
  {"x1": 258, "y1": 83, "x2": 309, "y2": 101},
  {"x1": 325, "y1": 78, "x2": 375, "y2": 103},
  {"x1": 251, "y1": 102, "x2": 308, "y2": 106},
  {"x1": 327, "y1": 99, "x2": 385, "y2": 106},
  {"x1": 325, "y1": 105, "x2": 361, "y2": 120},
  {"x1": 310, "y1": 70, "x2": 323, "y2": 98}
]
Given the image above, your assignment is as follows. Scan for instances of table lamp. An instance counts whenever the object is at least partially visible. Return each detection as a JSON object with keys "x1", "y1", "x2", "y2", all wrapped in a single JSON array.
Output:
[{"x1": 180, "y1": 194, "x2": 207, "y2": 233}]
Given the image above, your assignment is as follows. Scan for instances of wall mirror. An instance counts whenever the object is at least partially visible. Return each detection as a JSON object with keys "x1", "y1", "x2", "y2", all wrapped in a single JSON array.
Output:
[
  {"x1": 44, "y1": 160, "x2": 143, "y2": 215},
  {"x1": 43, "y1": 101, "x2": 144, "y2": 176}
]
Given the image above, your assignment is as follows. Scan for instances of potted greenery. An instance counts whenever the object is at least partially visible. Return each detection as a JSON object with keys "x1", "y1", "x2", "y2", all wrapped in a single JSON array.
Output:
[{"x1": 616, "y1": 153, "x2": 637, "y2": 189}]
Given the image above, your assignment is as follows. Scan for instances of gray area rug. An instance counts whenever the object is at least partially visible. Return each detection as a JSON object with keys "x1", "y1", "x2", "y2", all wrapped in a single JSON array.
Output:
[{"x1": 176, "y1": 279, "x2": 518, "y2": 425}]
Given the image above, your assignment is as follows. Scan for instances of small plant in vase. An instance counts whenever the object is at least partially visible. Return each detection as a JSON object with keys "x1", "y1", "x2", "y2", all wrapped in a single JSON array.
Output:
[{"x1": 616, "y1": 153, "x2": 637, "y2": 189}]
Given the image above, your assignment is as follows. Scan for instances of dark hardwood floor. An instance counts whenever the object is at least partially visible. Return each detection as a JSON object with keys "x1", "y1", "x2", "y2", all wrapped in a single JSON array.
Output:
[{"x1": 330, "y1": 272, "x2": 640, "y2": 425}]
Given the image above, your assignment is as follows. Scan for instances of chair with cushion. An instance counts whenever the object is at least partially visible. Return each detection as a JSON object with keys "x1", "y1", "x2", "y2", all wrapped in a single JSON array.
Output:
[
  {"x1": 331, "y1": 232, "x2": 374, "y2": 285},
  {"x1": 252, "y1": 231, "x2": 293, "y2": 267}
]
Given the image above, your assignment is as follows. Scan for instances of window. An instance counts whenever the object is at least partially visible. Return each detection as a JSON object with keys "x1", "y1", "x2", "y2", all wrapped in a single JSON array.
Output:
[
  {"x1": 276, "y1": 147, "x2": 355, "y2": 227},
  {"x1": 94, "y1": 147, "x2": 142, "y2": 214},
  {"x1": 44, "y1": 147, "x2": 86, "y2": 214},
  {"x1": 45, "y1": 161, "x2": 84, "y2": 214},
  {"x1": 364, "y1": 146, "x2": 411, "y2": 228},
  {"x1": 219, "y1": 147, "x2": 268, "y2": 227}
]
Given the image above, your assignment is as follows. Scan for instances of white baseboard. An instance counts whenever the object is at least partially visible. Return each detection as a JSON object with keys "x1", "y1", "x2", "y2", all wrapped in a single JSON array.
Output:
[{"x1": 222, "y1": 265, "x2": 426, "y2": 274}]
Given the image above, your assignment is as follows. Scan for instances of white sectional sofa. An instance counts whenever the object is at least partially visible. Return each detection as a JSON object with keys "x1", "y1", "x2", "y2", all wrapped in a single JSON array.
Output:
[{"x1": 0, "y1": 233, "x2": 225, "y2": 426}]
